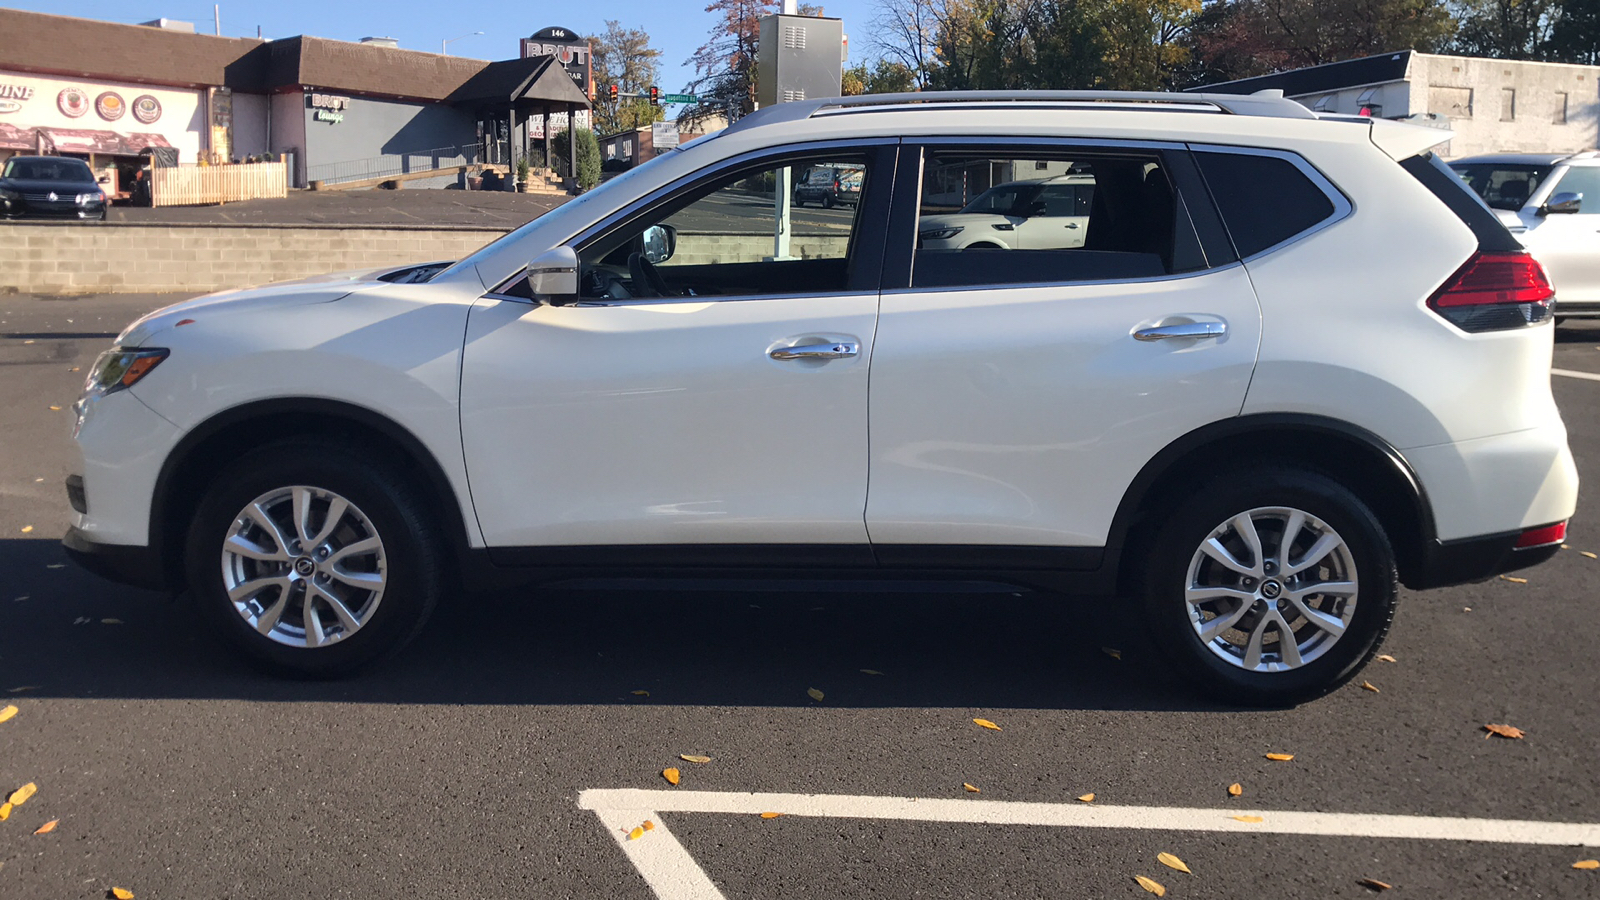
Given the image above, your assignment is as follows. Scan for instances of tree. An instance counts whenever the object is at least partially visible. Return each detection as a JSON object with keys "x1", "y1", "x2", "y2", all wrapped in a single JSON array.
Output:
[
  {"x1": 552, "y1": 128, "x2": 602, "y2": 190},
  {"x1": 871, "y1": 0, "x2": 954, "y2": 87},
  {"x1": 843, "y1": 59, "x2": 920, "y2": 94},
  {"x1": 1451, "y1": 0, "x2": 1559, "y2": 59},
  {"x1": 1546, "y1": 0, "x2": 1600, "y2": 63},
  {"x1": 588, "y1": 20, "x2": 666, "y2": 136}
]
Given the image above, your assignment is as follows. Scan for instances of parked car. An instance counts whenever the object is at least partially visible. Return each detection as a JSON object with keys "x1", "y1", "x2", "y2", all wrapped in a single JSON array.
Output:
[
  {"x1": 919, "y1": 174, "x2": 1095, "y2": 250},
  {"x1": 1449, "y1": 151, "x2": 1600, "y2": 321},
  {"x1": 65, "y1": 91, "x2": 1575, "y2": 705},
  {"x1": 0, "y1": 155, "x2": 107, "y2": 220},
  {"x1": 792, "y1": 163, "x2": 862, "y2": 208}
]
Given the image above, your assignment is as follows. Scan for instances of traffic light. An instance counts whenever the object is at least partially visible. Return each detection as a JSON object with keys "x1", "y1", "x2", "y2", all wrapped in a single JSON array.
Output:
[
  {"x1": 607, "y1": 84, "x2": 618, "y2": 103},
  {"x1": 648, "y1": 86, "x2": 660, "y2": 107}
]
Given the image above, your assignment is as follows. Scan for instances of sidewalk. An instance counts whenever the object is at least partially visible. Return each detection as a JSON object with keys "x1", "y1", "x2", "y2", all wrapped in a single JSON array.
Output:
[{"x1": 105, "y1": 189, "x2": 568, "y2": 229}]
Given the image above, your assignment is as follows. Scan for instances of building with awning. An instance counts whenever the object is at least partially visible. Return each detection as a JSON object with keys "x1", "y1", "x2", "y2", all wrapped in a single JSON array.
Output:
[{"x1": 36, "y1": 128, "x2": 174, "y2": 157}]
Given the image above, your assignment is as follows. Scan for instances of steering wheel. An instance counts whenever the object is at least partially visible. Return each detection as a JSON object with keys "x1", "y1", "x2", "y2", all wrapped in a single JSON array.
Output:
[{"x1": 628, "y1": 252, "x2": 673, "y2": 298}]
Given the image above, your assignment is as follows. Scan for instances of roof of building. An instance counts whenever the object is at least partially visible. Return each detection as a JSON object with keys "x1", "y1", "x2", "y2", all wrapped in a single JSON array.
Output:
[
  {"x1": 264, "y1": 36, "x2": 489, "y2": 102},
  {"x1": 448, "y1": 56, "x2": 591, "y2": 107},
  {"x1": 0, "y1": 8, "x2": 267, "y2": 90},
  {"x1": 1186, "y1": 51, "x2": 1415, "y2": 97}
]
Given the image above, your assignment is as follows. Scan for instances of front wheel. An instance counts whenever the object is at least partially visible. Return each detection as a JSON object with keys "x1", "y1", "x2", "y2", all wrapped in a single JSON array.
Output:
[
  {"x1": 185, "y1": 440, "x2": 444, "y2": 678},
  {"x1": 1137, "y1": 467, "x2": 1398, "y2": 707}
]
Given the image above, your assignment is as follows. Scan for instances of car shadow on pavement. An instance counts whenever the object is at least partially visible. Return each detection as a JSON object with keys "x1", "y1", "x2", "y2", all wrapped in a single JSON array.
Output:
[{"x1": 0, "y1": 536, "x2": 1224, "y2": 713}]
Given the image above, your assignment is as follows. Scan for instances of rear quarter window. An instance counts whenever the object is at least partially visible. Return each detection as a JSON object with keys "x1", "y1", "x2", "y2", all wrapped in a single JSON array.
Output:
[{"x1": 1193, "y1": 151, "x2": 1339, "y2": 258}]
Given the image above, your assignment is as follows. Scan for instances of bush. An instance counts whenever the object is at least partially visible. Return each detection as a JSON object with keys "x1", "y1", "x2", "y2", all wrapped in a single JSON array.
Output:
[
  {"x1": 516, "y1": 157, "x2": 530, "y2": 182},
  {"x1": 551, "y1": 128, "x2": 601, "y2": 191}
]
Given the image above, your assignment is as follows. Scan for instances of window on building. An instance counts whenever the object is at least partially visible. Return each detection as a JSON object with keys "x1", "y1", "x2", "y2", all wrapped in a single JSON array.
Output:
[
  {"x1": 1554, "y1": 92, "x2": 1569, "y2": 125},
  {"x1": 1501, "y1": 87, "x2": 1516, "y2": 122},
  {"x1": 1430, "y1": 86, "x2": 1473, "y2": 119},
  {"x1": 1312, "y1": 95, "x2": 1337, "y2": 112},
  {"x1": 1356, "y1": 88, "x2": 1383, "y2": 117}
]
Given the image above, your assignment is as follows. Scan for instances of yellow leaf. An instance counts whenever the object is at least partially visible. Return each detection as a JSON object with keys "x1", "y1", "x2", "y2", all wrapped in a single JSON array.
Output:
[
  {"x1": 0, "y1": 705, "x2": 17, "y2": 724},
  {"x1": 20, "y1": 526, "x2": 32, "y2": 534},
  {"x1": 963, "y1": 783, "x2": 980, "y2": 793},
  {"x1": 1231, "y1": 815, "x2": 1263, "y2": 823},
  {"x1": 1134, "y1": 875, "x2": 1166, "y2": 896},
  {"x1": 0, "y1": 802, "x2": 10, "y2": 820},
  {"x1": 1358, "y1": 877, "x2": 1392, "y2": 890},
  {"x1": 679, "y1": 754, "x2": 712, "y2": 764},
  {"x1": 1376, "y1": 654, "x2": 1396, "y2": 662},
  {"x1": 1582, "y1": 551, "x2": 1598, "y2": 560},
  {"x1": 112, "y1": 888, "x2": 135, "y2": 899},
  {"x1": 859, "y1": 669, "x2": 884, "y2": 676},
  {"x1": 1228, "y1": 783, "x2": 1242, "y2": 797},
  {"x1": 1102, "y1": 647, "x2": 1122, "y2": 660},
  {"x1": 1157, "y1": 852, "x2": 1191, "y2": 874},
  {"x1": 1361, "y1": 681, "x2": 1380, "y2": 693},
  {"x1": 8, "y1": 782, "x2": 37, "y2": 806},
  {"x1": 631, "y1": 690, "x2": 650, "y2": 697},
  {"x1": 759, "y1": 811, "x2": 783, "y2": 819},
  {"x1": 1572, "y1": 859, "x2": 1599, "y2": 869},
  {"x1": 48, "y1": 406, "x2": 62, "y2": 411},
  {"x1": 662, "y1": 767, "x2": 681, "y2": 786},
  {"x1": 627, "y1": 826, "x2": 644, "y2": 840},
  {"x1": 1499, "y1": 575, "x2": 1528, "y2": 583},
  {"x1": 34, "y1": 819, "x2": 57, "y2": 834},
  {"x1": 973, "y1": 718, "x2": 1001, "y2": 731},
  {"x1": 642, "y1": 821, "x2": 655, "y2": 831},
  {"x1": 1264, "y1": 753, "x2": 1295, "y2": 761},
  {"x1": 1484, "y1": 723, "x2": 1526, "y2": 739},
  {"x1": 807, "y1": 687, "x2": 825, "y2": 701},
  {"x1": 1076, "y1": 793, "x2": 1095, "y2": 802}
]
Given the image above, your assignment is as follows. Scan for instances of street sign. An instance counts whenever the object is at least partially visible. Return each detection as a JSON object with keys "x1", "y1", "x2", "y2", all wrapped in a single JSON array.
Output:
[{"x1": 661, "y1": 94, "x2": 698, "y2": 104}]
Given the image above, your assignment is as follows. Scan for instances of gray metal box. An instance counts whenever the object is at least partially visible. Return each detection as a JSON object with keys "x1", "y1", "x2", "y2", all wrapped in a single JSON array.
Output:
[{"x1": 757, "y1": 15, "x2": 843, "y2": 107}]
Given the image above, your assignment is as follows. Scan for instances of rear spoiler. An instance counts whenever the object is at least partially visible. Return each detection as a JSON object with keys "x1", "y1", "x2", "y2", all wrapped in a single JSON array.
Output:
[{"x1": 1369, "y1": 117, "x2": 1454, "y2": 161}]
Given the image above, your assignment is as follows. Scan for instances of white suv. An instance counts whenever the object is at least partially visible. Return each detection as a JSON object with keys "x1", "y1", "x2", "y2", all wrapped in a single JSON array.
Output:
[{"x1": 65, "y1": 91, "x2": 1577, "y2": 705}]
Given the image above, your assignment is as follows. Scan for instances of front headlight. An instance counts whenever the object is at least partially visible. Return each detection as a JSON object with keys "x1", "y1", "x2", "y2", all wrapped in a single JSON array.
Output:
[
  {"x1": 0, "y1": 187, "x2": 18, "y2": 201},
  {"x1": 77, "y1": 192, "x2": 104, "y2": 205},
  {"x1": 919, "y1": 226, "x2": 964, "y2": 241},
  {"x1": 83, "y1": 347, "x2": 168, "y2": 398}
]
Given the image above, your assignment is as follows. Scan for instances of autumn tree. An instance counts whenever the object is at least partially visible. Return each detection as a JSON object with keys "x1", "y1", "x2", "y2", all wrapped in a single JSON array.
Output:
[
  {"x1": 843, "y1": 59, "x2": 920, "y2": 93},
  {"x1": 1546, "y1": 0, "x2": 1599, "y2": 63},
  {"x1": 588, "y1": 20, "x2": 665, "y2": 136}
]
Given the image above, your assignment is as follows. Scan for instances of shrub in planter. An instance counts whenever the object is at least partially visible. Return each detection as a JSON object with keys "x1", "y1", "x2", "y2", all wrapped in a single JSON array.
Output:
[{"x1": 550, "y1": 128, "x2": 601, "y2": 191}]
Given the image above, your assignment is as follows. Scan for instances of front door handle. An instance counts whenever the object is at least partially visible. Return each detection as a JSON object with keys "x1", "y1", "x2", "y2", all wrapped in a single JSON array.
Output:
[
  {"x1": 771, "y1": 341, "x2": 859, "y2": 360},
  {"x1": 1133, "y1": 321, "x2": 1227, "y2": 342}
]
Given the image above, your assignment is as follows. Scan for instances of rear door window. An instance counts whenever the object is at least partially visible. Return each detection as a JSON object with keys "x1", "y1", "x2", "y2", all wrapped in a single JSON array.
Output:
[{"x1": 1192, "y1": 150, "x2": 1341, "y2": 259}]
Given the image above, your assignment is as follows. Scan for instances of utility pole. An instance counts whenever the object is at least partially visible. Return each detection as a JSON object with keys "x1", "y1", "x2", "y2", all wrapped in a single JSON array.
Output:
[{"x1": 213, "y1": 4, "x2": 220, "y2": 36}]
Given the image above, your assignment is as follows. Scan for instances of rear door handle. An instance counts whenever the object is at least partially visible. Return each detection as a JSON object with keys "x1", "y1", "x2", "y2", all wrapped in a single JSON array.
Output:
[
  {"x1": 771, "y1": 341, "x2": 859, "y2": 360},
  {"x1": 1133, "y1": 321, "x2": 1227, "y2": 342}
]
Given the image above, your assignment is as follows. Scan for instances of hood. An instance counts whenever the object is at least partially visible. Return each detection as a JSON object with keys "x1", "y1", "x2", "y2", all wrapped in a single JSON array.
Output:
[
  {"x1": 0, "y1": 177, "x2": 101, "y2": 194},
  {"x1": 919, "y1": 212, "x2": 1012, "y2": 231}
]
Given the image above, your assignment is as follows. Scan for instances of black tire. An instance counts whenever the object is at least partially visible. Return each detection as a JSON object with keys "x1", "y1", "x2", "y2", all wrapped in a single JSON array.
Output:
[
  {"x1": 184, "y1": 439, "x2": 445, "y2": 678},
  {"x1": 793, "y1": 197, "x2": 806, "y2": 208},
  {"x1": 1136, "y1": 467, "x2": 1397, "y2": 707},
  {"x1": 822, "y1": 194, "x2": 835, "y2": 209}
]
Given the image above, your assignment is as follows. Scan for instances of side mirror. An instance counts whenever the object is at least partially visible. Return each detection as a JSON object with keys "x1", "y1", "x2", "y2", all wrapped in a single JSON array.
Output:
[
  {"x1": 1540, "y1": 192, "x2": 1582, "y2": 216},
  {"x1": 527, "y1": 245, "x2": 579, "y2": 305},
  {"x1": 641, "y1": 224, "x2": 676, "y2": 264}
]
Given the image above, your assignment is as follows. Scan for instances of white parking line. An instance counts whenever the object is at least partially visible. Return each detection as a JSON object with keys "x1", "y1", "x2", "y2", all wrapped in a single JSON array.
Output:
[
  {"x1": 580, "y1": 789, "x2": 1600, "y2": 900},
  {"x1": 1553, "y1": 368, "x2": 1600, "y2": 382}
]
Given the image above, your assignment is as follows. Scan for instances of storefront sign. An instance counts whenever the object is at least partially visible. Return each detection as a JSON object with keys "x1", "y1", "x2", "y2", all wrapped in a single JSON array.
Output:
[
  {"x1": 0, "y1": 101, "x2": 19, "y2": 114},
  {"x1": 57, "y1": 87, "x2": 89, "y2": 118},
  {"x1": 309, "y1": 94, "x2": 350, "y2": 110},
  {"x1": 96, "y1": 91, "x2": 125, "y2": 121},
  {"x1": 132, "y1": 94, "x2": 161, "y2": 124},
  {"x1": 314, "y1": 109, "x2": 344, "y2": 124},
  {"x1": 0, "y1": 84, "x2": 33, "y2": 100},
  {"x1": 522, "y1": 26, "x2": 592, "y2": 98}
]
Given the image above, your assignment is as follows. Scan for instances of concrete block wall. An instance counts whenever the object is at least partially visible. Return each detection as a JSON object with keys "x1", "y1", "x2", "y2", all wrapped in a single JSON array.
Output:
[
  {"x1": 0, "y1": 224, "x2": 508, "y2": 294},
  {"x1": 669, "y1": 233, "x2": 852, "y2": 267}
]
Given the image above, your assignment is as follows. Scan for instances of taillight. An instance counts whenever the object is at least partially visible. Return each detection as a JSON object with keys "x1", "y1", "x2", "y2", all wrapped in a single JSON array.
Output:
[
  {"x1": 1514, "y1": 521, "x2": 1566, "y2": 549},
  {"x1": 1427, "y1": 251, "x2": 1554, "y2": 332}
]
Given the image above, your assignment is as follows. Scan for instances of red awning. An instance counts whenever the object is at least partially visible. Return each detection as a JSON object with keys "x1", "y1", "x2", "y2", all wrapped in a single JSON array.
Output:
[
  {"x1": 0, "y1": 122, "x2": 35, "y2": 151},
  {"x1": 36, "y1": 128, "x2": 174, "y2": 156}
]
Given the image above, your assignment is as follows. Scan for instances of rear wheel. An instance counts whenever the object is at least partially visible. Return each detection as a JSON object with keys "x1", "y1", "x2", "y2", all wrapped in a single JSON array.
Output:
[
  {"x1": 1137, "y1": 467, "x2": 1397, "y2": 706},
  {"x1": 185, "y1": 440, "x2": 444, "y2": 678}
]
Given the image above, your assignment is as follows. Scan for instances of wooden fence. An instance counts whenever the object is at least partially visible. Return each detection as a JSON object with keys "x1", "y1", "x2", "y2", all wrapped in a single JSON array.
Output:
[{"x1": 151, "y1": 160, "x2": 288, "y2": 207}]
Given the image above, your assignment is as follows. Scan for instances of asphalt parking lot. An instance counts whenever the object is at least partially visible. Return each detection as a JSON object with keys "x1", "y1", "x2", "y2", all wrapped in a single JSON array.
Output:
[{"x1": 1, "y1": 293, "x2": 1598, "y2": 898}]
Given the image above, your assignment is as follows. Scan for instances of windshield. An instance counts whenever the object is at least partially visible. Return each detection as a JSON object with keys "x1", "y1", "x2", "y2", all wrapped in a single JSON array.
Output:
[
  {"x1": 1448, "y1": 163, "x2": 1551, "y2": 211},
  {"x1": 960, "y1": 183, "x2": 1034, "y2": 215},
  {"x1": 2, "y1": 157, "x2": 95, "y2": 183}
]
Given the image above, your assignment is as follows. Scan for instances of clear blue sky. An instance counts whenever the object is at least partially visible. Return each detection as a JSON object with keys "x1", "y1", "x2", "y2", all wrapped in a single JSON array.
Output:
[{"x1": 20, "y1": 0, "x2": 881, "y2": 108}]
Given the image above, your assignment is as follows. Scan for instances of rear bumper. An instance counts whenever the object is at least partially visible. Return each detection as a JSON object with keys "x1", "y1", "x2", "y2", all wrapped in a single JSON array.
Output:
[
  {"x1": 62, "y1": 526, "x2": 169, "y2": 591},
  {"x1": 1409, "y1": 527, "x2": 1562, "y2": 589}
]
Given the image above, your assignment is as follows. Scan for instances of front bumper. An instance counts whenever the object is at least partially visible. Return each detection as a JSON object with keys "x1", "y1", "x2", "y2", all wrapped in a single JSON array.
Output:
[{"x1": 62, "y1": 525, "x2": 170, "y2": 591}]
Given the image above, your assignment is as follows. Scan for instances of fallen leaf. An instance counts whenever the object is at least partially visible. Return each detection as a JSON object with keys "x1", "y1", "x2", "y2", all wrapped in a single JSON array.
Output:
[
  {"x1": 1361, "y1": 681, "x2": 1380, "y2": 693},
  {"x1": 963, "y1": 783, "x2": 980, "y2": 793},
  {"x1": 859, "y1": 669, "x2": 884, "y2": 676},
  {"x1": 1134, "y1": 875, "x2": 1166, "y2": 896},
  {"x1": 8, "y1": 686, "x2": 37, "y2": 693},
  {"x1": 1376, "y1": 654, "x2": 1396, "y2": 662},
  {"x1": 112, "y1": 888, "x2": 135, "y2": 899},
  {"x1": 74, "y1": 617, "x2": 90, "y2": 625},
  {"x1": 807, "y1": 687, "x2": 825, "y2": 701},
  {"x1": 34, "y1": 819, "x2": 57, "y2": 834},
  {"x1": 1077, "y1": 793, "x2": 1096, "y2": 803},
  {"x1": 1463, "y1": 607, "x2": 1472, "y2": 612},
  {"x1": 1231, "y1": 815, "x2": 1263, "y2": 823},
  {"x1": 1499, "y1": 575, "x2": 1528, "y2": 584},
  {"x1": 20, "y1": 525, "x2": 32, "y2": 533},
  {"x1": 0, "y1": 705, "x2": 16, "y2": 724},
  {"x1": 642, "y1": 821, "x2": 655, "y2": 831},
  {"x1": 1583, "y1": 551, "x2": 1599, "y2": 559},
  {"x1": 627, "y1": 826, "x2": 644, "y2": 840},
  {"x1": 679, "y1": 754, "x2": 712, "y2": 764},
  {"x1": 1264, "y1": 753, "x2": 1295, "y2": 761},
  {"x1": 1157, "y1": 852, "x2": 1191, "y2": 874},
  {"x1": 1484, "y1": 723, "x2": 1526, "y2": 739},
  {"x1": 101, "y1": 618, "x2": 124, "y2": 625},
  {"x1": 1572, "y1": 859, "x2": 1598, "y2": 869},
  {"x1": 8, "y1": 782, "x2": 37, "y2": 806},
  {"x1": 1228, "y1": 783, "x2": 1242, "y2": 797},
  {"x1": 47, "y1": 406, "x2": 61, "y2": 411},
  {"x1": 1102, "y1": 647, "x2": 1122, "y2": 660},
  {"x1": 69, "y1": 368, "x2": 79, "y2": 373},
  {"x1": 630, "y1": 690, "x2": 650, "y2": 697},
  {"x1": 1358, "y1": 877, "x2": 1392, "y2": 891},
  {"x1": 973, "y1": 718, "x2": 1002, "y2": 731},
  {"x1": 0, "y1": 802, "x2": 10, "y2": 820},
  {"x1": 662, "y1": 767, "x2": 681, "y2": 786},
  {"x1": 759, "y1": 811, "x2": 783, "y2": 819}
]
